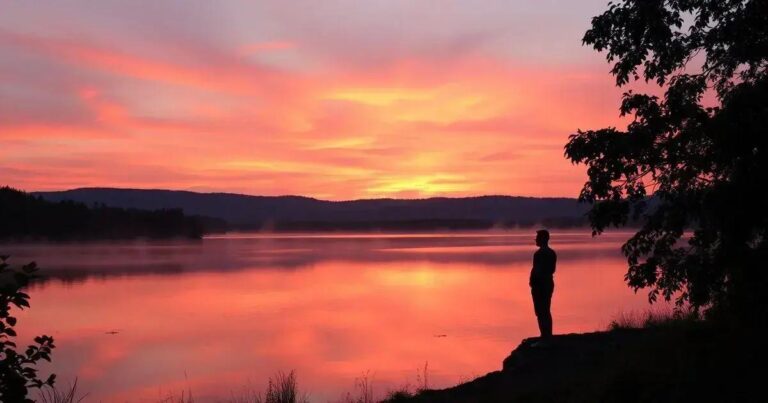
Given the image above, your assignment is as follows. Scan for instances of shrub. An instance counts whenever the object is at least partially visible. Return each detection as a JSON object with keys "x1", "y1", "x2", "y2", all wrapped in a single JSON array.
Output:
[{"x1": 0, "y1": 255, "x2": 57, "y2": 402}]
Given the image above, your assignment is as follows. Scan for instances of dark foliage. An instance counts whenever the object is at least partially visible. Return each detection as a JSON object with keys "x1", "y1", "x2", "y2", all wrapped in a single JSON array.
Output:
[
  {"x1": 0, "y1": 187, "x2": 226, "y2": 240},
  {"x1": 0, "y1": 256, "x2": 56, "y2": 402},
  {"x1": 565, "y1": 0, "x2": 768, "y2": 321}
]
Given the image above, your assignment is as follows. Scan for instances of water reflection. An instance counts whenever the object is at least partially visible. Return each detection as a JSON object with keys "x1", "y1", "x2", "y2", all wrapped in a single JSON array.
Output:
[
  {"x1": 5, "y1": 231, "x2": 628, "y2": 286},
  {"x1": 9, "y1": 231, "x2": 652, "y2": 401}
]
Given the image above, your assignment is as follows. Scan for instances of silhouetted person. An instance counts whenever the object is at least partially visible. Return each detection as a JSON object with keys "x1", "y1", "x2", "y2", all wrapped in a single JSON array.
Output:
[{"x1": 530, "y1": 229, "x2": 556, "y2": 339}]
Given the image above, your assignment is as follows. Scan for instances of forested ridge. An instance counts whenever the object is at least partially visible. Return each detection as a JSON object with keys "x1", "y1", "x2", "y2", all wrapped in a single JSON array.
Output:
[{"x1": 0, "y1": 186, "x2": 225, "y2": 240}]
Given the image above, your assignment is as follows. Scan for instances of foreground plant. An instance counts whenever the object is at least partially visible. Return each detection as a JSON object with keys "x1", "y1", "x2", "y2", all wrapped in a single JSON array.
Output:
[{"x1": 0, "y1": 255, "x2": 57, "y2": 402}]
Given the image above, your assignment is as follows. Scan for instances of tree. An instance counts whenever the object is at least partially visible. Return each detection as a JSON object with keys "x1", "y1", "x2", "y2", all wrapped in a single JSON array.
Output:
[
  {"x1": 0, "y1": 256, "x2": 56, "y2": 402},
  {"x1": 564, "y1": 0, "x2": 768, "y2": 321}
]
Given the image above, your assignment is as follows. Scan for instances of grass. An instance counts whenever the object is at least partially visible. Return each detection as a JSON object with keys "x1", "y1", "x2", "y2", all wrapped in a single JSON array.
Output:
[
  {"x1": 608, "y1": 307, "x2": 699, "y2": 330},
  {"x1": 153, "y1": 371, "x2": 309, "y2": 403},
  {"x1": 337, "y1": 362, "x2": 433, "y2": 403},
  {"x1": 43, "y1": 362, "x2": 434, "y2": 403},
  {"x1": 263, "y1": 371, "x2": 309, "y2": 403},
  {"x1": 380, "y1": 362, "x2": 431, "y2": 402},
  {"x1": 37, "y1": 379, "x2": 88, "y2": 403},
  {"x1": 156, "y1": 389, "x2": 194, "y2": 403},
  {"x1": 339, "y1": 371, "x2": 375, "y2": 403}
]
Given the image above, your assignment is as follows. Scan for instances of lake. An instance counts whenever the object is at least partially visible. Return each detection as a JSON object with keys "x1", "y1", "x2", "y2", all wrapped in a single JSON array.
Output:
[{"x1": 5, "y1": 230, "x2": 654, "y2": 402}]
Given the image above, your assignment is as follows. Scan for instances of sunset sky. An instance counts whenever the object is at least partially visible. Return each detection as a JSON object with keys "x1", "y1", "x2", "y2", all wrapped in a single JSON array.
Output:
[{"x1": 1, "y1": 0, "x2": 631, "y2": 200}]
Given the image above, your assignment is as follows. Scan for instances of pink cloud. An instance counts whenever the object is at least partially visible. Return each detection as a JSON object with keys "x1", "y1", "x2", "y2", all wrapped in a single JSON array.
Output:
[{"x1": 1, "y1": 8, "x2": 630, "y2": 199}]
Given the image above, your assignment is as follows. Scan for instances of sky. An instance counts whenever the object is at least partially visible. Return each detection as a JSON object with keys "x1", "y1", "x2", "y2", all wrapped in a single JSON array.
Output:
[{"x1": 0, "y1": 0, "x2": 631, "y2": 200}]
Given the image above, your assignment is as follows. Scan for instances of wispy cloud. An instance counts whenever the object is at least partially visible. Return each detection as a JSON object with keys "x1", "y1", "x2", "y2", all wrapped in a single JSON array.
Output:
[{"x1": 1, "y1": 1, "x2": 626, "y2": 199}]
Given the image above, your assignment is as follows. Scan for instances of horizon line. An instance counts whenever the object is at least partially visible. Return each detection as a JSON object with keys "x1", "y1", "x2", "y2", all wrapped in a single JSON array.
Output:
[{"x1": 20, "y1": 185, "x2": 582, "y2": 203}]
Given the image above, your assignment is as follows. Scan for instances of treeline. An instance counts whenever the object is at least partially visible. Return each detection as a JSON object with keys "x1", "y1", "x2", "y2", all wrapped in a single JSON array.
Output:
[
  {"x1": 244, "y1": 215, "x2": 591, "y2": 232},
  {"x1": 0, "y1": 187, "x2": 226, "y2": 240}
]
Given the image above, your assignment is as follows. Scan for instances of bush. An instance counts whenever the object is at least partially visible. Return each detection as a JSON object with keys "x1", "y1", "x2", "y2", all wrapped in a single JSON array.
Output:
[{"x1": 0, "y1": 255, "x2": 57, "y2": 402}]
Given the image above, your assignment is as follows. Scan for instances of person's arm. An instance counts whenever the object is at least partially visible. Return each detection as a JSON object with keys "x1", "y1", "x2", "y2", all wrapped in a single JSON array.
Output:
[{"x1": 550, "y1": 251, "x2": 557, "y2": 276}]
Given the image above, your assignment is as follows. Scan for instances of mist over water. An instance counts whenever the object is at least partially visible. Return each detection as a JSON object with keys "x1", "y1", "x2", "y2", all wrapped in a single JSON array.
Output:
[{"x1": 6, "y1": 230, "x2": 653, "y2": 401}]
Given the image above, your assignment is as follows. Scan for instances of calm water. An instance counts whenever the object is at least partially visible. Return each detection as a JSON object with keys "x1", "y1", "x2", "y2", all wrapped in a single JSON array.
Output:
[{"x1": 5, "y1": 230, "x2": 653, "y2": 402}]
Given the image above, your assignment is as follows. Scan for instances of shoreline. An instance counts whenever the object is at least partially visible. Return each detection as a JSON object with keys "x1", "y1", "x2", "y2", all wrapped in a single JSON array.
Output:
[{"x1": 383, "y1": 321, "x2": 762, "y2": 402}]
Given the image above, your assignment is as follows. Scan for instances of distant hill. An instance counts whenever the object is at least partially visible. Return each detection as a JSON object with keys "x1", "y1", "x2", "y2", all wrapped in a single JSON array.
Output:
[{"x1": 33, "y1": 188, "x2": 590, "y2": 230}]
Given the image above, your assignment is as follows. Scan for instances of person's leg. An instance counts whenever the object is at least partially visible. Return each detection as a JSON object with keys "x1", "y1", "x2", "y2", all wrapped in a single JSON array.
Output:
[
  {"x1": 541, "y1": 285, "x2": 553, "y2": 338},
  {"x1": 531, "y1": 287, "x2": 546, "y2": 337}
]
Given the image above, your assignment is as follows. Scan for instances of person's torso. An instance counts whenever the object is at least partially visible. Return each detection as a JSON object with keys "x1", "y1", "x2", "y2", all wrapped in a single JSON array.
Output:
[{"x1": 530, "y1": 247, "x2": 556, "y2": 286}]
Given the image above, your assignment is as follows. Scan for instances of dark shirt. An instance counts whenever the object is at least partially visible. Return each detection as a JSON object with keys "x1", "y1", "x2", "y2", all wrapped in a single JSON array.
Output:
[{"x1": 530, "y1": 246, "x2": 557, "y2": 288}]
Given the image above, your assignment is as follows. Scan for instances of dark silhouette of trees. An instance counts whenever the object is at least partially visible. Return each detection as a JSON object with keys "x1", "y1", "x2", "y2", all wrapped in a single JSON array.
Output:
[
  {"x1": 0, "y1": 256, "x2": 56, "y2": 402},
  {"x1": 565, "y1": 0, "x2": 767, "y2": 322},
  {"x1": 0, "y1": 187, "x2": 225, "y2": 240}
]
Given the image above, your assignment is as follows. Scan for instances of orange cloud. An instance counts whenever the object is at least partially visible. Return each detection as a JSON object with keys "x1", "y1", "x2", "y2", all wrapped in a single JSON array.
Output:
[{"x1": 1, "y1": 30, "x2": 626, "y2": 199}]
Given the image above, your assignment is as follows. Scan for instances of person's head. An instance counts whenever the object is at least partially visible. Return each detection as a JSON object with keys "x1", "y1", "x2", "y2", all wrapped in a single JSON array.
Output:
[{"x1": 535, "y1": 229, "x2": 550, "y2": 247}]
